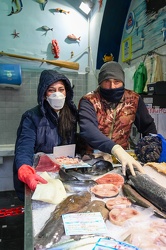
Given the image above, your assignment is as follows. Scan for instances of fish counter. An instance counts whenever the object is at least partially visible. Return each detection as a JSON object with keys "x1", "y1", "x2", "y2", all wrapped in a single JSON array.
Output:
[{"x1": 24, "y1": 154, "x2": 166, "y2": 250}]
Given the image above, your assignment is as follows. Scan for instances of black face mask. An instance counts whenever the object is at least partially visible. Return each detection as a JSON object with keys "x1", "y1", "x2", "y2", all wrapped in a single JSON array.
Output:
[{"x1": 100, "y1": 86, "x2": 124, "y2": 103}]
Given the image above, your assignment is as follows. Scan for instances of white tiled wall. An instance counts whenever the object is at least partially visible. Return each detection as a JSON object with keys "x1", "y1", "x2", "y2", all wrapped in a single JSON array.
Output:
[
  {"x1": 0, "y1": 69, "x2": 96, "y2": 191},
  {"x1": 0, "y1": 156, "x2": 14, "y2": 191},
  {"x1": 0, "y1": 69, "x2": 89, "y2": 145}
]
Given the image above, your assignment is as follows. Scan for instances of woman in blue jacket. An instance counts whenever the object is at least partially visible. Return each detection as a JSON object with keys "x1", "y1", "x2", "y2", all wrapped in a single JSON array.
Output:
[{"x1": 13, "y1": 70, "x2": 77, "y2": 201}]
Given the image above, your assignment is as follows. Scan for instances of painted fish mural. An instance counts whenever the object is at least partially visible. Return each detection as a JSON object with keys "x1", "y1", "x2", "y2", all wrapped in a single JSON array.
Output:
[
  {"x1": 36, "y1": 0, "x2": 48, "y2": 11},
  {"x1": 41, "y1": 26, "x2": 53, "y2": 32},
  {"x1": 55, "y1": 8, "x2": 70, "y2": 14},
  {"x1": 67, "y1": 34, "x2": 81, "y2": 41},
  {"x1": 8, "y1": 0, "x2": 23, "y2": 16},
  {"x1": 51, "y1": 39, "x2": 60, "y2": 58}
]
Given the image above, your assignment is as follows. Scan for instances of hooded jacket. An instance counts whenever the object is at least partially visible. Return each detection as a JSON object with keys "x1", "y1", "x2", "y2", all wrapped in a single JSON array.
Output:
[{"x1": 13, "y1": 70, "x2": 77, "y2": 201}]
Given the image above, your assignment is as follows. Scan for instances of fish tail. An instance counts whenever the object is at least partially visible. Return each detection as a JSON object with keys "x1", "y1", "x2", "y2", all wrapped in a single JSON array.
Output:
[
  {"x1": 41, "y1": 4, "x2": 45, "y2": 10},
  {"x1": 8, "y1": 6, "x2": 14, "y2": 16},
  {"x1": 78, "y1": 37, "x2": 81, "y2": 41}
]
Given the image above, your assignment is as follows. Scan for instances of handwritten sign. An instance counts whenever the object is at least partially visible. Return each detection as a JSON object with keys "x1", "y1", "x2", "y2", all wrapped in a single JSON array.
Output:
[{"x1": 62, "y1": 212, "x2": 107, "y2": 235}]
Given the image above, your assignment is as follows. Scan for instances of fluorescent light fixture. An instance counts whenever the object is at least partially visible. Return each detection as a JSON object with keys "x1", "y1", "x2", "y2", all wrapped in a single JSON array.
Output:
[{"x1": 79, "y1": 2, "x2": 91, "y2": 15}]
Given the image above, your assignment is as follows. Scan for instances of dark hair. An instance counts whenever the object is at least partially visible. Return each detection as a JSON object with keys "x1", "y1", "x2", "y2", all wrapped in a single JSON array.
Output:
[{"x1": 58, "y1": 104, "x2": 76, "y2": 144}]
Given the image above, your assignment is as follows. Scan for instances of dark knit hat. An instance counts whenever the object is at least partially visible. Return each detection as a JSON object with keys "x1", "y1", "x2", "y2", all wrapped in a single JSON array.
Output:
[{"x1": 98, "y1": 61, "x2": 125, "y2": 85}]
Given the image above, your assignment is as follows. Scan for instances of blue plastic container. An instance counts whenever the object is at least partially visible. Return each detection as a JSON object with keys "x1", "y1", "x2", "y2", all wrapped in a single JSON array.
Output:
[{"x1": 0, "y1": 64, "x2": 22, "y2": 89}]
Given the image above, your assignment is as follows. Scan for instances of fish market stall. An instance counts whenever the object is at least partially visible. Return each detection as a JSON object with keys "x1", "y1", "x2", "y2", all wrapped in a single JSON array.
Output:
[
  {"x1": 24, "y1": 185, "x2": 34, "y2": 250},
  {"x1": 24, "y1": 154, "x2": 166, "y2": 250}
]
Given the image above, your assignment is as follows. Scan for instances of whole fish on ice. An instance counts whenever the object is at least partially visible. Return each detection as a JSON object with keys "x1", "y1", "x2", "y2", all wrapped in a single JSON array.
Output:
[
  {"x1": 127, "y1": 170, "x2": 166, "y2": 212},
  {"x1": 84, "y1": 160, "x2": 113, "y2": 175},
  {"x1": 122, "y1": 183, "x2": 166, "y2": 219},
  {"x1": 59, "y1": 167, "x2": 92, "y2": 181},
  {"x1": 49, "y1": 235, "x2": 102, "y2": 250},
  {"x1": 59, "y1": 168, "x2": 97, "y2": 192},
  {"x1": 45, "y1": 200, "x2": 109, "y2": 250},
  {"x1": 62, "y1": 180, "x2": 97, "y2": 193},
  {"x1": 34, "y1": 191, "x2": 91, "y2": 249},
  {"x1": 78, "y1": 200, "x2": 109, "y2": 221},
  {"x1": 59, "y1": 160, "x2": 113, "y2": 178}
]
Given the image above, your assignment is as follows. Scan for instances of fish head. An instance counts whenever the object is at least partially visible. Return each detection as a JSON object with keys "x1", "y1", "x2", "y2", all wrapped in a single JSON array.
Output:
[
  {"x1": 59, "y1": 167, "x2": 78, "y2": 181},
  {"x1": 125, "y1": 168, "x2": 141, "y2": 179},
  {"x1": 124, "y1": 168, "x2": 143, "y2": 184},
  {"x1": 87, "y1": 160, "x2": 113, "y2": 175},
  {"x1": 63, "y1": 180, "x2": 97, "y2": 193}
]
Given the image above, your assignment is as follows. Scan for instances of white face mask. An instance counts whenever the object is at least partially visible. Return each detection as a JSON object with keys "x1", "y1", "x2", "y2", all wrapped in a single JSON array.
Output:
[{"x1": 46, "y1": 92, "x2": 66, "y2": 110}]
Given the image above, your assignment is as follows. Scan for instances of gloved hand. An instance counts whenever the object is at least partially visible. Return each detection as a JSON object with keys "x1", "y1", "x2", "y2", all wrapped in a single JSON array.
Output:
[
  {"x1": 18, "y1": 164, "x2": 47, "y2": 191},
  {"x1": 111, "y1": 145, "x2": 145, "y2": 176}
]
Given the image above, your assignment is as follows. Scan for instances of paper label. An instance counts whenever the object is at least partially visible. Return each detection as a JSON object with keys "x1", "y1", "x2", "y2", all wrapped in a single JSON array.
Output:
[{"x1": 62, "y1": 212, "x2": 107, "y2": 235}]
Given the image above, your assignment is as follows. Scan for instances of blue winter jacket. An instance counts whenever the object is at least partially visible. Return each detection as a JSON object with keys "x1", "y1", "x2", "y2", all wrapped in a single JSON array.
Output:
[{"x1": 13, "y1": 70, "x2": 77, "y2": 201}]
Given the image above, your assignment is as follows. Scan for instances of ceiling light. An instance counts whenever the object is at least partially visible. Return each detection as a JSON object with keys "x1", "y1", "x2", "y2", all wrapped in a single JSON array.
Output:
[{"x1": 79, "y1": 1, "x2": 93, "y2": 15}]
